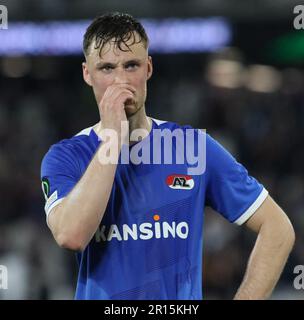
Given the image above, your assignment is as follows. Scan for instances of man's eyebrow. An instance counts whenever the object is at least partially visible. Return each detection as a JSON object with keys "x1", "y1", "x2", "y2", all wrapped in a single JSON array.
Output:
[
  {"x1": 95, "y1": 59, "x2": 142, "y2": 68},
  {"x1": 123, "y1": 59, "x2": 142, "y2": 65},
  {"x1": 95, "y1": 61, "x2": 116, "y2": 68}
]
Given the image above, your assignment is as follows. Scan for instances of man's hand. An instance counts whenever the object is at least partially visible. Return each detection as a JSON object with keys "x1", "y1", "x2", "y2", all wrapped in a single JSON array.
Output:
[
  {"x1": 95, "y1": 84, "x2": 136, "y2": 142},
  {"x1": 234, "y1": 195, "x2": 295, "y2": 300}
]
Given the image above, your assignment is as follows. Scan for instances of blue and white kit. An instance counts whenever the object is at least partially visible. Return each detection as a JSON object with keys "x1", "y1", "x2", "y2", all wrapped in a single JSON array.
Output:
[{"x1": 41, "y1": 118, "x2": 268, "y2": 300}]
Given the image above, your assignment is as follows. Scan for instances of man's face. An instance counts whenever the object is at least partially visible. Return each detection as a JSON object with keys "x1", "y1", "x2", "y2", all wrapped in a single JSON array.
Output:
[{"x1": 82, "y1": 34, "x2": 153, "y2": 118}]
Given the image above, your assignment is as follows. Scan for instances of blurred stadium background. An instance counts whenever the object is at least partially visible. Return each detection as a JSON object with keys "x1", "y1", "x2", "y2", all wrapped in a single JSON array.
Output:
[{"x1": 0, "y1": 0, "x2": 304, "y2": 299}]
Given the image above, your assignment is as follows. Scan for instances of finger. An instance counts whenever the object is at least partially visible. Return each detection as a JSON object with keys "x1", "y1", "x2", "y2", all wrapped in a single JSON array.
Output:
[
  {"x1": 110, "y1": 82, "x2": 136, "y2": 93},
  {"x1": 105, "y1": 83, "x2": 136, "y2": 97},
  {"x1": 99, "y1": 91, "x2": 133, "y2": 118},
  {"x1": 102, "y1": 88, "x2": 134, "y2": 110},
  {"x1": 112, "y1": 91, "x2": 134, "y2": 109}
]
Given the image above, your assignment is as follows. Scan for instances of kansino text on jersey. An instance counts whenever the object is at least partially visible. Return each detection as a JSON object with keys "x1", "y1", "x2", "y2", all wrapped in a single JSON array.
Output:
[{"x1": 95, "y1": 221, "x2": 189, "y2": 242}]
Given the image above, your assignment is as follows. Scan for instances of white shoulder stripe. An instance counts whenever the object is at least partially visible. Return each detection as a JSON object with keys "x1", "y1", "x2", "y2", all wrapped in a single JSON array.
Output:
[
  {"x1": 75, "y1": 126, "x2": 93, "y2": 137},
  {"x1": 151, "y1": 118, "x2": 167, "y2": 126},
  {"x1": 234, "y1": 188, "x2": 269, "y2": 226}
]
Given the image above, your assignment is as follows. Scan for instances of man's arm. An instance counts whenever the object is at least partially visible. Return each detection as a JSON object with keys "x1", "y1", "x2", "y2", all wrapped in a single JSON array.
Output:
[
  {"x1": 48, "y1": 142, "x2": 119, "y2": 252},
  {"x1": 47, "y1": 84, "x2": 135, "y2": 252},
  {"x1": 234, "y1": 195, "x2": 295, "y2": 299}
]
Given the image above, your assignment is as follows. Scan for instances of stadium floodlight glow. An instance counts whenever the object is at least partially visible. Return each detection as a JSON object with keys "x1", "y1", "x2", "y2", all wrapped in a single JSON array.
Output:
[
  {"x1": 142, "y1": 18, "x2": 231, "y2": 53},
  {"x1": 0, "y1": 18, "x2": 231, "y2": 56}
]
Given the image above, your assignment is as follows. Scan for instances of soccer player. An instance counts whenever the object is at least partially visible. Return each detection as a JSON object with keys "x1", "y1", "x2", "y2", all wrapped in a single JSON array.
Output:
[{"x1": 40, "y1": 12, "x2": 295, "y2": 300}]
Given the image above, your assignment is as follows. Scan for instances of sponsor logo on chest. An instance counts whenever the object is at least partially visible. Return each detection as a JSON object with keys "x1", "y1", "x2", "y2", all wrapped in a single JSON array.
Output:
[{"x1": 166, "y1": 174, "x2": 194, "y2": 190}]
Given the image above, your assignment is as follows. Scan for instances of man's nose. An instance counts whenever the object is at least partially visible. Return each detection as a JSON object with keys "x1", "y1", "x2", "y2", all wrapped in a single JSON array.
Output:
[{"x1": 113, "y1": 69, "x2": 129, "y2": 85}]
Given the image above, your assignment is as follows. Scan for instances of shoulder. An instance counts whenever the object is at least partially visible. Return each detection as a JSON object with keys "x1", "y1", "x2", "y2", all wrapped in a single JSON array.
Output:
[
  {"x1": 151, "y1": 117, "x2": 216, "y2": 150},
  {"x1": 152, "y1": 117, "x2": 215, "y2": 142},
  {"x1": 151, "y1": 117, "x2": 195, "y2": 131},
  {"x1": 151, "y1": 117, "x2": 224, "y2": 143},
  {"x1": 41, "y1": 125, "x2": 96, "y2": 172},
  {"x1": 48, "y1": 125, "x2": 95, "y2": 152}
]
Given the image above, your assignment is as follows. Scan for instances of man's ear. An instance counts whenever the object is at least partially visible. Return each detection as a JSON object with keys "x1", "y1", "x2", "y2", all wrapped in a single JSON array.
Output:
[
  {"x1": 147, "y1": 56, "x2": 153, "y2": 80},
  {"x1": 82, "y1": 62, "x2": 92, "y2": 86}
]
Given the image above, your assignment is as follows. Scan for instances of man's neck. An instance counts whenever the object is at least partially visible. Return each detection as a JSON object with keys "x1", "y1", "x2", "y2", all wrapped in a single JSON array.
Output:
[
  {"x1": 128, "y1": 107, "x2": 151, "y2": 135},
  {"x1": 127, "y1": 106, "x2": 152, "y2": 144}
]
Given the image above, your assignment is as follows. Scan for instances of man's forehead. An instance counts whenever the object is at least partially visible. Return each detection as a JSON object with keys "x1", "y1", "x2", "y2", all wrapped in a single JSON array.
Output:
[{"x1": 88, "y1": 37, "x2": 147, "y2": 61}]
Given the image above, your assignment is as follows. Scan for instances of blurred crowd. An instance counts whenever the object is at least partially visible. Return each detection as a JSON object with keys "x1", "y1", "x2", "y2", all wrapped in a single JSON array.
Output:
[{"x1": 0, "y1": 48, "x2": 304, "y2": 299}]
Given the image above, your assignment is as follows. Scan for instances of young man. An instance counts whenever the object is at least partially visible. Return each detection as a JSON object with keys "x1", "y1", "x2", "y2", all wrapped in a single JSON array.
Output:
[{"x1": 40, "y1": 12, "x2": 295, "y2": 300}]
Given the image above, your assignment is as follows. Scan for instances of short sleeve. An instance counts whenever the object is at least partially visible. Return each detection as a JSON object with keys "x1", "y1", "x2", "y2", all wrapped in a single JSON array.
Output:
[
  {"x1": 205, "y1": 134, "x2": 268, "y2": 225},
  {"x1": 40, "y1": 142, "x2": 81, "y2": 221}
]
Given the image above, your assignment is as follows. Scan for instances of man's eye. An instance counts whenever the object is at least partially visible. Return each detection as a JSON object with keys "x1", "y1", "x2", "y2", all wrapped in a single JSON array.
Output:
[
  {"x1": 125, "y1": 63, "x2": 139, "y2": 70},
  {"x1": 100, "y1": 65, "x2": 113, "y2": 72}
]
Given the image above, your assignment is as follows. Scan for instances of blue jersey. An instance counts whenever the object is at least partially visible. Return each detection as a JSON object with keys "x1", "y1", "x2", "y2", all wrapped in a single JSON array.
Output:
[{"x1": 40, "y1": 118, "x2": 268, "y2": 300}]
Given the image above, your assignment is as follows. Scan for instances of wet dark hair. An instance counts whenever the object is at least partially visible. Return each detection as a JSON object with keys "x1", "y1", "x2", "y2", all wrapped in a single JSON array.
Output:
[{"x1": 83, "y1": 12, "x2": 149, "y2": 57}]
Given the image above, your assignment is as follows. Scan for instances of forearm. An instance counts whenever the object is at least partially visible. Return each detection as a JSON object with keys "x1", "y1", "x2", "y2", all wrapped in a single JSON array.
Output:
[
  {"x1": 234, "y1": 216, "x2": 295, "y2": 300},
  {"x1": 51, "y1": 141, "x2": 120, "y2": 250}
]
